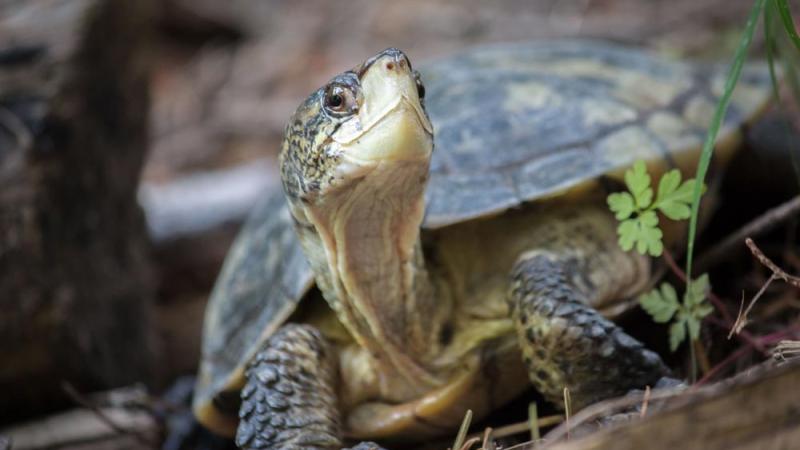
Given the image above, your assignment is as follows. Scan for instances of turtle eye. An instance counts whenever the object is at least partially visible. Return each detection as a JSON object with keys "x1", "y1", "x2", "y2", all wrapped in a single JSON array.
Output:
[
  {"x1": 323, "y1": 84, "x2": 357, "y2": 116},
  {"x1": 413, "y1": 71, "x2": 425, "y2": 100}
]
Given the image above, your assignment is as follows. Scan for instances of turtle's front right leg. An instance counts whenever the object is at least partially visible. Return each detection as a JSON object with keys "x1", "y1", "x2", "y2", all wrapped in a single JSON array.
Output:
[{"x1": 236, "y1": 324, "x2": 386, "y2": 450}]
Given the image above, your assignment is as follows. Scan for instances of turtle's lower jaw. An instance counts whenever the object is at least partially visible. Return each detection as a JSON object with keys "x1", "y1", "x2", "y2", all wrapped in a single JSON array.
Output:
[{"x1": 339, "y1": 99, "x2": 433, "y2": 166}]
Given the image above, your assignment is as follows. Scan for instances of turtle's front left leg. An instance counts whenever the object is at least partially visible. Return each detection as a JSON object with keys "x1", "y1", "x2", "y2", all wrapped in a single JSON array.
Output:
[
  {"x1": 506, "y1": 210, "x2": 669, "y2": 411},
  {"x1": 236, "y1": 324, "x2": 386, "y2": 450}
]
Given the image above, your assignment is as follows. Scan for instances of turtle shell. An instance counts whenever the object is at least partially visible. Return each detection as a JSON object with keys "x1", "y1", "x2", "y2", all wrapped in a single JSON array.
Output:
[{"x1": 193, "y1": 39, "x2": 770, "y2": 433}]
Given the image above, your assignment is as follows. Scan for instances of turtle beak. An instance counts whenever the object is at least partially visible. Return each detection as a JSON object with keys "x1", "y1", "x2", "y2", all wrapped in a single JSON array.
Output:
[{"x1": 333, "y1": 48, "x2": 433, "y2": 164}]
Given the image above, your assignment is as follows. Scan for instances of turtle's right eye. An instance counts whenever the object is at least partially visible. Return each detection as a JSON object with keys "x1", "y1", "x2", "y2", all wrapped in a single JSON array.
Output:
[{"x1": 323, "y1": 85, "x2": 357, "y2": 116}]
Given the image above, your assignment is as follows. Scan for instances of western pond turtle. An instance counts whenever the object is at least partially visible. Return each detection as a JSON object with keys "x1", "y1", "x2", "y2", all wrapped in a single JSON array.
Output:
[{"x1": 193, "y1": 40, "x2": 770, "y2": 449}]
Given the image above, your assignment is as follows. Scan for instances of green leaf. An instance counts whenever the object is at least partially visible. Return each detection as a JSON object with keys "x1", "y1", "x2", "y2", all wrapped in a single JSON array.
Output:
[
  {"x1": 684, "y1": 0, "x2": 764, "y2": 283},
  {"x1": 617, "y1": 220, "x2": 637, "y2": 252},
  {"x1": 607, "y1": 192, "x2": 635, "y2": 220},
  {"x1": 685, "y1": 273, "x2": 710, "y2": 307},
  {"x1": 695, "y1": 303, "x2": 714, "y2": 319},
  {"x1": 638, "y1": 211, "x2": 663, "y2": 256},
  {"x1": 617, "y1": 212, "x2": 663, "y2": 257},
  {"x1": 624, "y1": 161, "x2": 653, "y2": 209},
  {"x1": 687, "y1": 316, "x2": 701, "y2": 341},
  {"x1": 656, "y1": 169, "x2": 682, "y2": 200},
  {"x1": 776, "y1": 0, "x2": 800, "y2": 53},
  {"x1": 655, "y1": 173, "x2": 699, "y2": 221},
  {"x1": 639, "y1": 283, "x2": 679, "y2": 323},
  {"x1": 764, "y1": 1, "x2": 782, "y2": 100},
  {"x1": 669, "y1": 319, "x2": 686, "y2": 352}
]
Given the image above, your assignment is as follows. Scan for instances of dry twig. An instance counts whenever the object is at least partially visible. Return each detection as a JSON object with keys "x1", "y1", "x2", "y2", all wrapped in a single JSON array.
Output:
[
  {"x1": 729, "y1": 238, "x2": 800, "y2": 337},
  {"x1": 746, "y1": 238, "x2": 800, "y2": 288}
]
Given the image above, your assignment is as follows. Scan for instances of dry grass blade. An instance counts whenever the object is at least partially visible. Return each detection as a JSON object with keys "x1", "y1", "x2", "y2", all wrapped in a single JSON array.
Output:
[
  {"x1": 482, "y1": 427, "x2": 495, "y2": 450},
  {"x1": 729, "y1": 273, "x2": 777, "y2": 338},
  {"x1": 529, "y1": 402, "x2": 540, "y2": 443},
  {"x1": 471, "y1": 415, "x2": 563, "y2": 442},
  {"x1": 639, "y1": 386, "x2": 651, "y2": 418},
  {"x1": 451, "y1": 409, "x2": 472, "y2": 450},
  {"x1": 563, "y1": 388, "x2": 572, "y2": 440},
  {"x1": 774, "y1": 340, "x2": 800, "y2": 361},
  {"x1": 457, "y1": 437, "x2": 481, "y2": 450}
]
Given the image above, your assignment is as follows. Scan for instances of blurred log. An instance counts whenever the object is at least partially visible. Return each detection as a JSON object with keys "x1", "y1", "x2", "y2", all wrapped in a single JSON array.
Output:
[
  {"x1": 544, "y1": 360, "x2": 800, "y2": 450},
  {"x1": 140, "y1": 159, "x2": 278, "y2": 242},
  {"x1": 0, "y1": 385, "x2": 158, "y2": 450},
  {"x1": 0, "y1": 0, "x2": 160, "y2": 422}
]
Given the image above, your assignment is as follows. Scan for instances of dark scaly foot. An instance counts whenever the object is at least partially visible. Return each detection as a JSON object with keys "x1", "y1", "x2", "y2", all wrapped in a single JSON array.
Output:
[
  {"x1": 236, "y1": 324, "x2": 341, "y2": 450},
  {"x1": 508, "y1": 252, "x2": 669, "y2": 410},
  {"x1": 235, "y1": 324, "x2": 390, "y2": 450}
]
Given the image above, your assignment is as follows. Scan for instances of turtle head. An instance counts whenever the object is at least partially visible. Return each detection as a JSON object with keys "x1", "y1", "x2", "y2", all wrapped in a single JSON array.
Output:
[
  {"x1": 279, "y1": 50, "x2": 443, "y2": 377},
  {"x1": 279, "y1": 48, "x2": 433, "y2": 205}
]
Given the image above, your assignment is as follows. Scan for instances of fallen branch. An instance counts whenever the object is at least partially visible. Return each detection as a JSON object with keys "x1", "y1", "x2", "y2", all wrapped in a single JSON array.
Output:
[
  {"x1": 695, "y1": 195, "x2": 800, "y2": 273},
  {"x1": 542, "y1": 359, "x2": 800, "y2": 450}
]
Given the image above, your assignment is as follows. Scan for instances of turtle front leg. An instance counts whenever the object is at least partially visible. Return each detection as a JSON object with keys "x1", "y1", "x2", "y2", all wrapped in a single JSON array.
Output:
[
  {"x1": 506, "y1": 211, "x2": 669, "y2": 410},
  {"x1": 236, "y1": 324, "x2": 386, "y2": 450}
]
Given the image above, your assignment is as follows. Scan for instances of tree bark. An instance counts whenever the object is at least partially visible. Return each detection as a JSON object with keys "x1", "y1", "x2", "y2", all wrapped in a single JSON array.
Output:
[{"x1": 0, "y1": 0, "x2": 159, "y2": 423}]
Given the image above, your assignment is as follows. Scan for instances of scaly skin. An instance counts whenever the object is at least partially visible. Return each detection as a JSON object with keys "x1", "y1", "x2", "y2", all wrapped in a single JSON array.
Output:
[
  {"x1": 508, "y1": 249, "x2": 668, "y2": 410},
  {"x1": 236, "y1": 325, "x2": 341, "y2": 450}
]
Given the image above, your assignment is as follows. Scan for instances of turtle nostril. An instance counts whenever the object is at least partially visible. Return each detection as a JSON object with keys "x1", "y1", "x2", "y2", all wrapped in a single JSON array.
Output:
[{"x1": 386, "y1": 62, "x2": 395, "y2": 71}]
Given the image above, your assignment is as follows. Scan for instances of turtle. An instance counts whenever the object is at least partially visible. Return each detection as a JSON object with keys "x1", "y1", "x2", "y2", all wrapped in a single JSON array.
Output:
[{"x1": 193, "y1": 40, "x2": 770, "y2": 449}]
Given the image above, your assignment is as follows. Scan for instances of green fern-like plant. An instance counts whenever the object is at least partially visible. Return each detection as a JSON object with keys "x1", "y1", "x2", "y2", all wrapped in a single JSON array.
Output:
[
  {"x1": 607, "y1": 161, "x2": 700, "y2": 257},
  {"x1": 608, "y1": 162, "x2": 711, "y2": 351},
  {"x1": 610, "y1": 0, "x2": 800, "y2": 364},
  {"x1": 640, "y1": 274, "x2": 714, "y2": 352}
]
